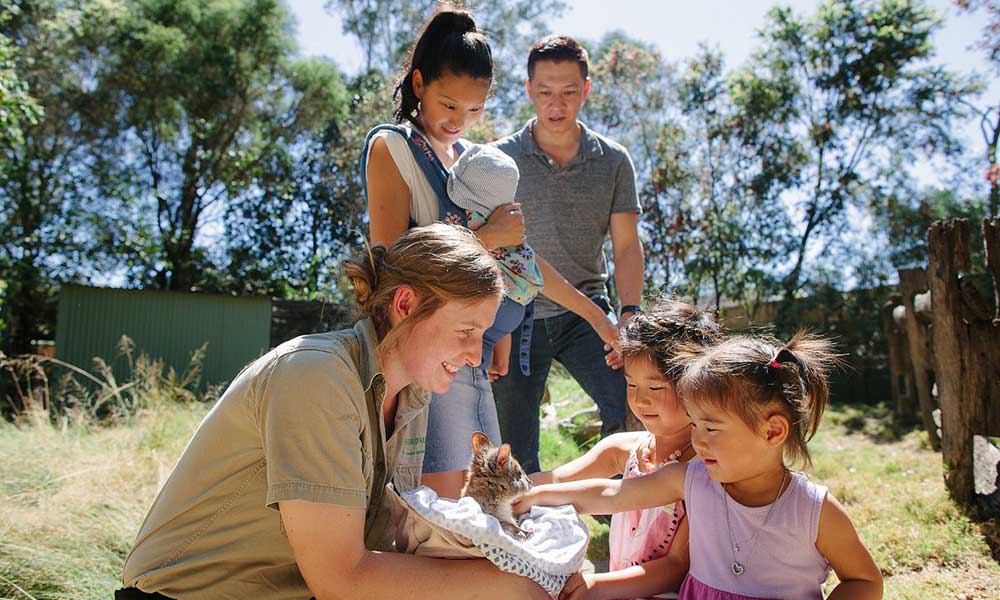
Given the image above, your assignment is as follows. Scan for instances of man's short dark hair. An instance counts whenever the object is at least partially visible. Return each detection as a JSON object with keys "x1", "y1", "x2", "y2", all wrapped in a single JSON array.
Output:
[{"x1": 527, "y1": 35, "x2": 589, "y2": 80}]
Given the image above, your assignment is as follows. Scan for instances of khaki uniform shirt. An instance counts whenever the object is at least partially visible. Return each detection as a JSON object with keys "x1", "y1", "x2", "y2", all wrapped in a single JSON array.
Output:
[{"x1": 122, "y1": 319, "x2": 429, "y2": 599}]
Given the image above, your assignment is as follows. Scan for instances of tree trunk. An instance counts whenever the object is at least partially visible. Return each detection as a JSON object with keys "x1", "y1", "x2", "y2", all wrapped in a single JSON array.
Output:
[
  {"x1": 898, "y1": 268, "x2": 940, "y2": 450},
  {"x1": 164, "y1": 193, "x2": 199, "y2": 291},
  {"x1": 4, "y1": 258, "x2": 45, "y2": 354}
]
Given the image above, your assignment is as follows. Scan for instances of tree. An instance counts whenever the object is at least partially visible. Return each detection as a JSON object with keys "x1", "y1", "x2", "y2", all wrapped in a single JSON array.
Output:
[
  {"x1": 734, "y1": 0, "x2": 980, "y2": 315},
  {"x1": 954, "y1": 0, "x2": 1000, "y2": 65},
  {"x1": 954, "y1": 0, "x2": 1000, "y2": 216},
  {"x1": 224, "y1": 70, "x2": 393, "y2": 299},
  {"x1": 0, "y1": 0, "x2": 118, "y2": 354},
  {"x1": 0, "y1": 1, "x2": 42, "y2": 343},
  {"x1": 89, "y1": 0, "x2": 349, "y2": 291},
  {"x1": 0, "y1": 1, "x2": 41, "y2": 149},
  {"x1": 326, "y1": 0, "x2": 567, "y2": 124},
  {"x1": 579, "y1": 33, "x2": 676, "y2": 289},
  {"x1": 872, "y1": 187, "x2": 989, "y2": 268},
  {"x1": 662, "y1": 46, "x2": 796, "y2": 313},
  {"x1": 583, "y1": 36, "x2": 794, "y2": 315}
]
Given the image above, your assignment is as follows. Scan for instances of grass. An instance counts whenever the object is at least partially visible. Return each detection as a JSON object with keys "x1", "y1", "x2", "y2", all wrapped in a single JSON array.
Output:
[
  {"x1": 0, "y1": 364, "x2": 998, "y2": 599},
  {"x1": 811, "y1": 406, "x2": 1000, "y2": 597},
  {"x1": 0, "y1": 404, "x2": 209, "y2": 600}
]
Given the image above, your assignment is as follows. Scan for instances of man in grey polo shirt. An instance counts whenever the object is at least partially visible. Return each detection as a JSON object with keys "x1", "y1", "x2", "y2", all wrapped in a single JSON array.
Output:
[{"x1": 492, "y1": 35, "x2": 644, "y2": 473}]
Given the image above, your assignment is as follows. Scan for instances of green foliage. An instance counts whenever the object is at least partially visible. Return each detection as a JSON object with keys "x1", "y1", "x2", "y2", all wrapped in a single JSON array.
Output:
[
  {"x1": 582, "y1": 35, "x2": 796, "y2": 312},
  {"x1": 952, "y1": 2, "x2": 1000, "y2": 219},
  {"x1": 872, "y1": 188, "x2": 990, "y2": 269},
  {"x1": 223, "y1": 69, "x2": 398, "y2": 299},
  {"x1": 656, "y1": 46, "x2": 796, "y2": 312},
  {"x1": 0, "y1": 0, "x2": 990, "y2": 372},
  {"x1": 0, "y1": 0, "x2": 120, "y2": 354},
  {"x1": 87, "y1": 0, "x2": 351, "y2": 291},
  {"x1": 0, "y1": 2, "x2": 41, "y2": 149},
  {"x1": 0, "y1": 334, "x2": 218, "y2": 423},
  {"x1": 221, "y1": 62, "x2": 362, "y2": 298},
  {"x1": 327, "y1": 0, "x2": 567, "y2": 124},
  {"x1": 1, "y1": 0, "x2": 570, "y2": 352},
  {"x1": 581, "y1": 33, "x2": 676, "y2": 289},
  {"x1": 733, "y1": 0, "x2": 980, "y2": 311},
  {"x1": 563, "y1": 8, "x2": 979, "y2": 328}
]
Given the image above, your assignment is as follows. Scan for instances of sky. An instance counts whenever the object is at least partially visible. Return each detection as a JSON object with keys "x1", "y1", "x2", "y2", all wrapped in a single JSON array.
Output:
[
  {"x1": 287, "y1": 0, "x2": 998, "y2": 188},
  {"x1": 290, "y1": 1, "x2": 993, "y2": 78}
]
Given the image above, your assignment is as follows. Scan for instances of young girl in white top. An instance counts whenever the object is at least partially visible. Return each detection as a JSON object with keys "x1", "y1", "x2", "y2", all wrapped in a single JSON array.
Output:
[
  {"x1": 531, "y1": 300, "x2": 723, "y2": 600},
  {"x1": 517, "y1": 332, "x2": 883, "y2": 600}
]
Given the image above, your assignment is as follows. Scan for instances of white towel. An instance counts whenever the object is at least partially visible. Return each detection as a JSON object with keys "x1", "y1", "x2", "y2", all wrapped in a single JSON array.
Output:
[{"x1": 391, "y1": 486, "x2": 590, "y2": 596}]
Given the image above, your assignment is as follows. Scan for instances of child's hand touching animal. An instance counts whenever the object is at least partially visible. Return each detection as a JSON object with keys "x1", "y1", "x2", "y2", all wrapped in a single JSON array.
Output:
[{"x1": 558, "y1": 571, "x2": 595, "y2": 600}]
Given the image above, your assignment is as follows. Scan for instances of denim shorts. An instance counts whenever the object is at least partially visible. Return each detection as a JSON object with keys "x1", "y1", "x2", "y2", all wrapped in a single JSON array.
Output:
[{"x1": 422, "y1": 365, "x2": 502, "y2": 473}]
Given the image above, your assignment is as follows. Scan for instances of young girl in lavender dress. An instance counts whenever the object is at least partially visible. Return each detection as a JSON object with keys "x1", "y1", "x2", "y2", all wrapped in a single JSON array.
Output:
[
  {"x1": 530, "y1": 301, "x2": 723, "y2": 600},
  {"x1": 518, "y1": 332, "x2": 883, "y2": 600}
]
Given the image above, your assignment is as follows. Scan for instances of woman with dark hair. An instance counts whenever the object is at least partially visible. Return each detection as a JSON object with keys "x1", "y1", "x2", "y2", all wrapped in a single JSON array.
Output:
[
  {"x1": 365, "y1": 6, "x2": 507, "y2": 242},
  {"x1": 364, "y1": 4, "x2": 619, "y2": 499},
  {"x1": 117, "y1": 224, "x2": 548, "y2": 599}
]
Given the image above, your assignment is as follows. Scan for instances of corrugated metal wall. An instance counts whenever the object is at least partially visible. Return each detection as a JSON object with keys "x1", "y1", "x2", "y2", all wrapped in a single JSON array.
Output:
[{"x1": 55, "y1": 285, "x2": 271, "y2": 389}]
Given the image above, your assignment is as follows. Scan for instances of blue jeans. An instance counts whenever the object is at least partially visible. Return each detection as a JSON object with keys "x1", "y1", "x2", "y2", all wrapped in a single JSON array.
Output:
[
  {"x1": 422, "y1": 365, "x2": 502, "y2": 473},
  {"x1": 491, "y1": 297, "x2": 626, "y2": 473}
]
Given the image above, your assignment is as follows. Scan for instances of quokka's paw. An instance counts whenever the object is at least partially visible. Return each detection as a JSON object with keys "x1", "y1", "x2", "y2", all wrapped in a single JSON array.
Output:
[{"x1": 503, "y1": 522, "x2": 534, "y2": 539}]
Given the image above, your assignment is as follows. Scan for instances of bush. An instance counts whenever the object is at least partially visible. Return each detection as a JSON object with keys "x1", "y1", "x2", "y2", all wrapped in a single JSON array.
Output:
[{"x1": 0, "y1": 335, "x2": 220, "y2": 425}]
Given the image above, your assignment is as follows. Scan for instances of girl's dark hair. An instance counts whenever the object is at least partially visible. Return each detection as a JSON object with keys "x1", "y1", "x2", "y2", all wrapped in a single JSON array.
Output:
[
  {"x1": 619, "y1": 299, "x2": 724, "y2": 383},
  {"x1": 342, "y1": 223, "x2": 504, "y2": 351},
  {"x1": 676, "y1": 331, "x2": 841, "y2": 469},
  {"x1": 393, "y1": 5, "x2": 494, "y2": 125}
]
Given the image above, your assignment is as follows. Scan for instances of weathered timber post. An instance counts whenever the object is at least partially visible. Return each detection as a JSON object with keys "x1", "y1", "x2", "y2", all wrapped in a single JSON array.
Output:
[
  {"x1": 928, "y1": 219, "x2": 997, "y2": 504},
  {"x1": 981, "y1": 219, "x2": 1000, "y2": 436},
  {"x1": 883, "y1": 295, "x2": 917, "y2": 424},
  {"x1": 898, "y1": 268, "x2": 940, "y2": 449}
]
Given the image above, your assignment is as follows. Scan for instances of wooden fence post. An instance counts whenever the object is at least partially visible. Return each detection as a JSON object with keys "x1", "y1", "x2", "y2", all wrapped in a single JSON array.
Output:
[
  {"x1": 882, "y1": 295, "x2": 917, "y2": 424},
  {"x1": 928, "y1": 219, "x2": 994, "y2": 504},
  {"x1": 981, "y1": 219, "x2": 1000, "y2": 436},
  {"x1": 898, "y1": 268, "x2": 940, "y2": 450}
]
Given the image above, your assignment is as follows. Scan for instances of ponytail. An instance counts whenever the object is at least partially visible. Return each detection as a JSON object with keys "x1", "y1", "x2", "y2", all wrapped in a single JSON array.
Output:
[
  {"x1": 775, "y1": 331, "x2": 839, "y2": 448},
  {"x1": 393, "y1": 5, "x2": 493, "y2": 125},
  {"x1": 677, "y1": 330, "x2": 842, "y2": 469}
]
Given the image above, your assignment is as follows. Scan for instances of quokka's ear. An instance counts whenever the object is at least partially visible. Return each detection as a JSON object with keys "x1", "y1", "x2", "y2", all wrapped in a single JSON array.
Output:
[
  {"x1": 497, "y1": 443, "x2": 511, "y2": 468},
  {"x1": 471, "y1": 431, "x2": 491, "y2": 453}
]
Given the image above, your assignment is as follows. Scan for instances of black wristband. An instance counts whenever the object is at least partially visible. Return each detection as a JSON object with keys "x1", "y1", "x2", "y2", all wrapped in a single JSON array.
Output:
[{"x1": 619, "y1": 304, "x2": 641, "y2": 317}]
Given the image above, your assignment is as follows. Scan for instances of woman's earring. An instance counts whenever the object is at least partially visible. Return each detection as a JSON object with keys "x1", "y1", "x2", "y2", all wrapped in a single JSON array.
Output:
[{"x1": 411, "y1": 100, "x2": 421, "y2": 118}]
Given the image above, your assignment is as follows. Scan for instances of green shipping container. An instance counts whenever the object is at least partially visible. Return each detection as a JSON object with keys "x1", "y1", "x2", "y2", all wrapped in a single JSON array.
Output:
[{"x1": 55, "y1": 285, "x2": 271, "y2": 390}]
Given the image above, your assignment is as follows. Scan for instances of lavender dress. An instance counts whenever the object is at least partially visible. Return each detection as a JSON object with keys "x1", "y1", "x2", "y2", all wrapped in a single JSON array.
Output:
[{"x1": 679, "y1": 461, "x2": 831, "y2": 599}]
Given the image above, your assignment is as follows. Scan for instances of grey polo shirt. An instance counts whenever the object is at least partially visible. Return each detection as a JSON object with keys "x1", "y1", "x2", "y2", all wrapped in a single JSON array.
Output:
[{"x1": 493, "y1": 119, "x2": 641, "y2": 319}]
